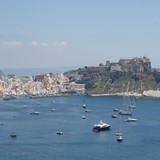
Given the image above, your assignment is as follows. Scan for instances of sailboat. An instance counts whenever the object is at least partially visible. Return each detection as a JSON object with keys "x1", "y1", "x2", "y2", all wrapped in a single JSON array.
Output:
[
  {"x1": 116, "y1": 117, "x2": 123, "y2": 142},
  {"x1": 129, "y1": 96, "x2": 136, "y2": 109},
  {"x1": 118, "y1": 95, "x2": 132, "y2": 116},
  {"x1": 118, "y1": 83, "x2": 132, "y2": 116}
]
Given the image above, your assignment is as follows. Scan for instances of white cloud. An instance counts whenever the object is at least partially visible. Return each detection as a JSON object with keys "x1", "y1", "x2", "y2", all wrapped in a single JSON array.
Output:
[
  {"x1": 42, "y1": 42, "x2": 49, "y2": 47},
  {"x1": 52, "y1": 41, "x2": 67, "y2": 47},
  {"x1": 28, "y1": 41, "x2": 38, "y2": 46},
  {"x1": 2, "y1": 41, "x2": 23, "y2": 48}
]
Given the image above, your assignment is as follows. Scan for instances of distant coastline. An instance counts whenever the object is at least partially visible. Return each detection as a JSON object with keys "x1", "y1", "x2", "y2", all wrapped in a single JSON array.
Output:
[{"x1": 1, "y1": 66, "x2": 81, "y2": 76}]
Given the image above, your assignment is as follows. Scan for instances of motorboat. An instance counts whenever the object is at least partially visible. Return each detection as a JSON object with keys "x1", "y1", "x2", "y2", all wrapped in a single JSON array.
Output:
[
  {"x1": 116, "y1": 128, "x2": 123, "y2": 142},
  {"x1": 124, "y1": 117, "x2": 137, "y2": 122},
  {"x1": 112, "y1": 114, "x2": 117, "y2": 118},
  {"x1": 85, "y1": 109, "x2": 91, "y2": 112},
  {"x1": 56, "y1": 131, "x2": 63, "y2": 135},
  {"x1": 92, "y1": 120, "x2": 111, "y2": 132},
  {"x1": 82, "y1": 115, "x2": 86, "y2": 119},
  {"x1": 113, "y1": 108, "x2": 119, "y2": 112},
  {"x1": 117, "y1": 134, "x2": 123, "y2": 142},
  {"x1": 10, "y1": 132, "x2": 17, "y2": 138},
  {"x1": 30, "y1": 112, "x2": 40, "y2": 115},
  {"x1": 82, "y1": 103, "x2": 86, "y2": 108}
]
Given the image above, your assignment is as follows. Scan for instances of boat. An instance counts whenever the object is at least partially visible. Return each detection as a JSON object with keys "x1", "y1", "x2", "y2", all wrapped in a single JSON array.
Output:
[
  {"x1": 51, "y1": 109, "x2": 55, "y2": 111},
  {"x1": 92, "y1": 120, "x2": 111, "y2": 132},
  {"x1": 113, "y1": 108, "x2": 119, "y2": 112},
  {"x1": 82, "y1": 115, "x2": 86, "y2": 119},
  {"x1": 111, "y1": 114, "x2": 117, "y2": 118},
  {"x1": 82, "y1": 103, "x2": 86, "y2": 108},
  {"x1": 30, "y1": 112, "x2": 40, "y2": 115},
  {"x1": 119, "y1": 82, "x2": 133, "y2": 116},
  {"x1": 10, "y1": 132, "x2": 17, "y2": 138},
  {"x1": 116, "y1": 129, "x2": 123, "y2": 142},
  {"x1": 56, "y1": 131, "x2": 63, "y2": 135},
  {"x1": 117, "y1": 134, "x2": 123, "y2": 142},
  {"x1": 124, "y1": 117, "x2": 137, "y2": 122},
  {"x1": 85, "y1": 109, "x2": 91, "y2": 112}
]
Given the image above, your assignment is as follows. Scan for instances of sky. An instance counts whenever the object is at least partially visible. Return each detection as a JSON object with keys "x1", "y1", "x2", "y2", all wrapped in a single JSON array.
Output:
[{"x1": 0, "y1": 0, "x2": 160, "y2": 69}]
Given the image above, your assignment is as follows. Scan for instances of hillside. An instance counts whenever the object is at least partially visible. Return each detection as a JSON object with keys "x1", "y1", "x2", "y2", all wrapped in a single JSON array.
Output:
[{"x1": 65, "y1": 57, "x2": 160, "y2": 96}]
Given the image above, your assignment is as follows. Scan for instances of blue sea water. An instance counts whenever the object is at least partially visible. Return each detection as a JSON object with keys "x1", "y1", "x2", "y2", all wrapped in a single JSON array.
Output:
[{"x1": 0, "y1": 96, "x2": 160, "y2": 160}]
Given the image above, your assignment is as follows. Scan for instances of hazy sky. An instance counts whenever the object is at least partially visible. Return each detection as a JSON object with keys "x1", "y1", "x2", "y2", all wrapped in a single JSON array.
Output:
[{"x1": 0, "y1": 0, "x2": 160, "y2": 69}]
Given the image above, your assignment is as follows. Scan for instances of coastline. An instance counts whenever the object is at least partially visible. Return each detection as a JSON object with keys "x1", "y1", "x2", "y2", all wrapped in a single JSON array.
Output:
[{"x1": 90, "y1": 90, "x2": 160, "y2": 98}]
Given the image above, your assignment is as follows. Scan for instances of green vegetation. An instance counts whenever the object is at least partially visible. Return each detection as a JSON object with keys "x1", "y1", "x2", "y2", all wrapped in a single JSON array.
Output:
[{"x1": 64, "y1": 57, "x2": 160, "y2": 95}]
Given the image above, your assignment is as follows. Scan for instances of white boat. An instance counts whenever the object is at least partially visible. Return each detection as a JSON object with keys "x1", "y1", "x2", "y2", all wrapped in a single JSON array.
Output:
[
  {"x1": 117, "y1": 134, "x2": 123, "y2": 142},
  {"x1": 82, "y1": 115, "x2": 86, "y2": 119},
  {"x1": 85, "y1": 109, "x2": 91, "y2": 112},
  {"x1": 112, "y1": 114, "x2": 117, "y2": 118},
  {"x1": 82, "y1": 103, "x2": 86, "y2": 108},
  {"x1": 113, "y1": 108, "x2": 119, "y2": 112},
  {"x1": 116, "y1": 128, "x2": 123, "y2": 142},
  {"x1": 92, "y1": 120, "x2": 111, "y2": 132},
  {"x1": 124, "y1": 117, "x2": 137, "y2": 122},
  {"x1": 30, "y1": 112, "x2": 40, "y2": 115}
]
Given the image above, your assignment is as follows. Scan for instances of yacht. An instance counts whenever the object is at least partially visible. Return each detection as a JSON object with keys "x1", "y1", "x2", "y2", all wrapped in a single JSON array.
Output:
[
  {"x1": 124, "y1": 117, "x2": 137, "y2": 122},
  {"x1": 92, "y1": 120, "x2": 111, "y2": 132}
]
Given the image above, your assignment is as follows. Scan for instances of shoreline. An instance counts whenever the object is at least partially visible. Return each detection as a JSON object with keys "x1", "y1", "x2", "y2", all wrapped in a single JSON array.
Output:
[{"x1": 90, "y1": 90, "x2": 160, "y2": 98}]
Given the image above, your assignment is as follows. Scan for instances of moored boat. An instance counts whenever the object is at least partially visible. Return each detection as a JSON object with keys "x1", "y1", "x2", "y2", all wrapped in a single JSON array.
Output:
[
  {"x1": 117, "y1": 134, "x2": 123, "y2": 142},
  {"x1": 30, "y1": 112, "x2": 40, "y2": 115},
  {"x1": 92, "y1": 120, "x2": 111, "y2": 132},
  {"x1": 124, "y1": 117, "x2": 137, "y2": 122},
  {"x1": 56, "y1": 131, "x2": 63, "y2": 135},
  {"x1": 10, "y1": 132, "x2": 17, "y2": 138}
]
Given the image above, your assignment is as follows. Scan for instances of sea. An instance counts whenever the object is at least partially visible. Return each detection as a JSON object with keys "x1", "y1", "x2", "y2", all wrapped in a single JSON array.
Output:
[{"x1": 0, "y1": 95, "x2": 160, "y2": 160}]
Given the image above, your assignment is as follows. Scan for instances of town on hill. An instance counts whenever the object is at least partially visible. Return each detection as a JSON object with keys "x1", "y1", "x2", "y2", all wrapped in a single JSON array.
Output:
[{"x1": 1, "y1": 56, "x2": 160, "y2": 99}]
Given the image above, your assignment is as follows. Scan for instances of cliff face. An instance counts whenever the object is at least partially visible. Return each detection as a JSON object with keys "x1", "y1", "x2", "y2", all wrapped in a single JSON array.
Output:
[{"x1": 65, "y1": 57, "x2": 160, "y2": 95}]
